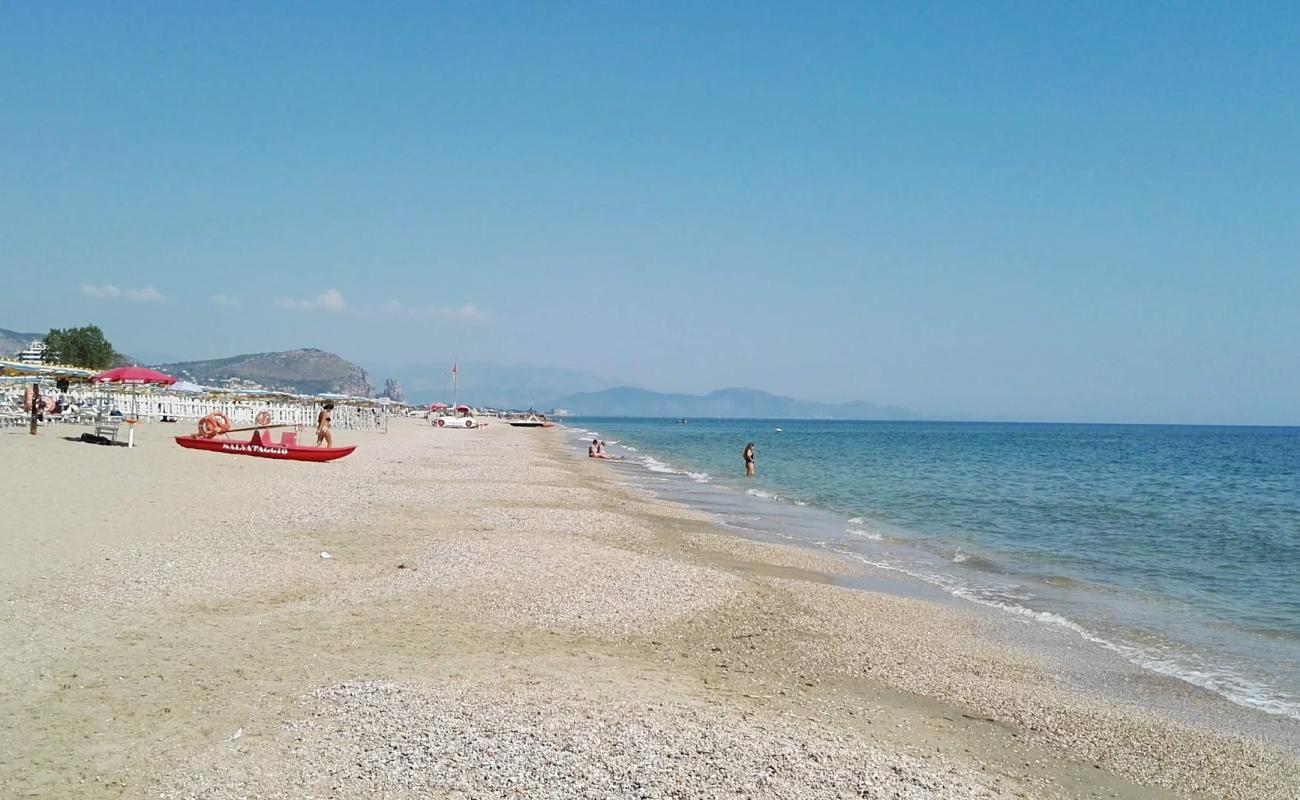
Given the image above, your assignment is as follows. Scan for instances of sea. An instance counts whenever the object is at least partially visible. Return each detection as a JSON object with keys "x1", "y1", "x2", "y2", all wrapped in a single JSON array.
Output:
[{"x1": 564, "y1": 418, "x2": 1300, "y2": 728}]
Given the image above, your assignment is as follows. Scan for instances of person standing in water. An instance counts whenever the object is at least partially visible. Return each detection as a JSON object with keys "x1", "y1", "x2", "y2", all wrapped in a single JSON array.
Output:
[
  {"x1": 743, "y1": 442, "x2": 756, "y2": 476},
  {"x1": 316, "y1": 402, "x2": 335, "y2": 447}
]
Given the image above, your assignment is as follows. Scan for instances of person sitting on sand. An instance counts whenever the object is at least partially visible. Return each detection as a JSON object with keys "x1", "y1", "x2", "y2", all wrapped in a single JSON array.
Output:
[
  {"x1": 743, "y1": 442, "x2": 756, "y2": 476},
  {"x1": 589, "y1": 438, "x2": 623, "y2": 460},
  {"x1": 316, "y1": 402, "x2": 335, "y2": 448}
]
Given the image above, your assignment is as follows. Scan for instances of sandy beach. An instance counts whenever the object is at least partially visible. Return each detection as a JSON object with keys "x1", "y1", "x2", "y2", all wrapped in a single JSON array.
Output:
[{"x1": 1, "y1": 419, "x2": 1296, "y2": 799}]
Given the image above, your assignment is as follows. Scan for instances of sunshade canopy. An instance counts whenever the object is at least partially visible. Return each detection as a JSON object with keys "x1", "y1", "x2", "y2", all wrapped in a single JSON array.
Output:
[
  {"x1": 92, "y1": 366, "x2": 177, "y2": 385},
  {"x1": 0, "y1": 360, "x2": 97, "y2": 380}
]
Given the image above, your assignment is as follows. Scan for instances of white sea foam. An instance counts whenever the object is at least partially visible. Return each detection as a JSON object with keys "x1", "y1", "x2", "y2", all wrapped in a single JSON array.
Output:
[
  {"x1": 640, "y1": 456, "x2": 677, "y2": 475},
  {"x1": 745, "y1": 488, "x2": 777, "y2": 500},
  {"x1": 623, "y1": 446, "x2": 638, "y2": 452},
  {"x1": 685, "y1": 471, "x2": 711, "y2": 483},
  {"x1": 952, "y1": 548, "x2": 970, "y2": 564},
  {"x1": 847, "y1": 517, "x2": 865, "y2": 525},
  {"x1": 844, "y1": 527, "x2": 883, "y2": 541},
  {"x1": 793, "y1": 499, "x2": 809, "y2": 506}
]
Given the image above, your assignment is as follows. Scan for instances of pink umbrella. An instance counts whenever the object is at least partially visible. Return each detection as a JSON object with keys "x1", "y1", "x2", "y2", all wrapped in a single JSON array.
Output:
[
  {"x1": 92, "y1": 367, "x2": 177, "y2": 445},
  {"x1": 92, "y1": 366, "x2": 177, "y2": 386},
  {"x1": 429, "y1": 402, "x2": 448, "y2": 410}
]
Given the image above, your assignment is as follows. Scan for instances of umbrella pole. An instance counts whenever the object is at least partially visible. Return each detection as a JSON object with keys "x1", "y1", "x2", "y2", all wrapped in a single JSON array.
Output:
[{"x1": 129, "y1": 386, "x2": 138, "y2": 448}]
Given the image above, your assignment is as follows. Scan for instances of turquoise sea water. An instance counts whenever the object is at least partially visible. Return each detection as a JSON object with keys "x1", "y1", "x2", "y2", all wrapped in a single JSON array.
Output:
[{"x1": 565, "y1": 418, "x2": 1300, "y2": 721}]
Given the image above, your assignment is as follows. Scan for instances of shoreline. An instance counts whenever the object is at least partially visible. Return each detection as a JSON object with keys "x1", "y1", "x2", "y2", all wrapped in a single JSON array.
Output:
[
  {"x1": 563, "y1": 417, "x2": 1300, "y2": 741},
  {"x1": 1, "y1": 419, "x2": 1296, "y2": 798}
]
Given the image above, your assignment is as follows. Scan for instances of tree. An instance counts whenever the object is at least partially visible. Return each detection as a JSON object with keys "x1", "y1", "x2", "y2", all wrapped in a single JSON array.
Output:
[{"x1": 45, "y1": 325, "x2": 115, "y2": 369}]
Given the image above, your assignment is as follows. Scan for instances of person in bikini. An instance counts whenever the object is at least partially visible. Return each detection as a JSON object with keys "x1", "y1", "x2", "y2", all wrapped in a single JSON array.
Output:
[
  {"x1": 316, "y1": 402, "x2": 335, "y2": 447},
  {"x1": 743, "y1": 442, "x2": 756, "y2": 476}
]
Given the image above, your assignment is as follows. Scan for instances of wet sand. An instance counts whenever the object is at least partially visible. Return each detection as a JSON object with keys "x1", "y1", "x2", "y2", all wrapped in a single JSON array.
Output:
[{"x1": 1, "y1": 418, "x2": 1296, "y2": 799}]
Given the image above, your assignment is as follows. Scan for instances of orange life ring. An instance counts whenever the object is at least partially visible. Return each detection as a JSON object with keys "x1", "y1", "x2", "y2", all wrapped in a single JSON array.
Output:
[
  {"x1": 255, "y1": 410, "x2": 272, "y2": 427},
  {"x1": 197, "y1": 412, "x2": 232, "y2": 439},
  {"x1": 435, "y1": 417, "x2": 445, "y2": 427}
]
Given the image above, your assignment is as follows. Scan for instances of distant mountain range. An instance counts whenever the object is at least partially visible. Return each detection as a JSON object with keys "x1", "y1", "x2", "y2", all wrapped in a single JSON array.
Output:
[
  {"x1": 552, "y1": 386, "x2": 918, "y2": 420},
  {"x1": 371, "y1": 360, "x2": 628, "y2": 409},
  {"x1": 372, "y1": 364, "x2": 917, "y2": 419},
  {"x1": 6, "y1": 324, "x2": 913, "y2": 417},
  {"x1": 154, "y1": 349, "x2": 374, "y2": 397}
]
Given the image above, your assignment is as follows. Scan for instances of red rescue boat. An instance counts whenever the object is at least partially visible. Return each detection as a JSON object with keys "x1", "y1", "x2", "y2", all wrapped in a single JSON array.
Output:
[{"x1": 175, "y1": 428, "x2": 356, "y2": 462}]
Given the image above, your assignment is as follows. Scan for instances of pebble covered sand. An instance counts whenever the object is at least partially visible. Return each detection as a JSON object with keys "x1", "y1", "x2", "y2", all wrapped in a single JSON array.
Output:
[
  {"x1": 166, "y1": 680, "x2": 1008, "y2": 800},
  {"x1": 2, "y1": 418, "x2": 1297, "y2": 799}
]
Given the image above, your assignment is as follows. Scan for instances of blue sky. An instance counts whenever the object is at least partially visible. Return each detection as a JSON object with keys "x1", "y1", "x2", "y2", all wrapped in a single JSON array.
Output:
[{"x1": 2, "y1": 3, "x2": 1297, "y2": 424}]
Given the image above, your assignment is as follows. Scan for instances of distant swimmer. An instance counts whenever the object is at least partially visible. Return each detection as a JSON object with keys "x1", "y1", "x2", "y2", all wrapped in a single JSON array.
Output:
[
  {"x1": 743, "y1": 442, "x2": 756, "y2": 476},
  {"x1": 589, "y1": 438, "x2": 623, "y2": 460}
]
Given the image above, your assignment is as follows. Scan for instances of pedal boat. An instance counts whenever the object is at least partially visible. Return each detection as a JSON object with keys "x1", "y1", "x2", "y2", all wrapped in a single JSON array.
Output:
[{"x1": 175, "y1": 428, "x2": 356, "y2": 462}]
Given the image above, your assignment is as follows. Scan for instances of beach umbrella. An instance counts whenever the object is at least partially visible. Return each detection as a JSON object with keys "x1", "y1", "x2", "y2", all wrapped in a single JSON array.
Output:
[
  {"x1": 0, "y1": 360, "x2": 97, "y2": 380},
  {"x1": 429, "y1": 402, "x2": 448, "y2": 410},
  {"x1": 92, "y1": 366, "x2": 177, "y2": 386},
  {"x1": 92, "y1": 366, "x2": 177, "y2": 446},
  {"x1": 170, "y1": 380, "x2": 207, "y2": 394}
]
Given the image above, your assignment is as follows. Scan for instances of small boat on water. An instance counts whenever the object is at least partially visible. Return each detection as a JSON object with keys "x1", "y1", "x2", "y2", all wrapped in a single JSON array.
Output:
[{"x1": 175, "y1": 428, "x2": 356, "y2": 462}]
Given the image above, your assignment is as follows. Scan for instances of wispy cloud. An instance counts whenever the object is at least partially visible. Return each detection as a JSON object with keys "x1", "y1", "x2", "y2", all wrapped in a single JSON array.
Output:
[
  {"x1": 381, "y1": 300, "x2": 489, "y2": 322},
  {"x1": 81, "y1": 284, "x2": 167, "y2": 302},
  {"x1": 210, "y1": 293, "x2": 241, "y2": 307},
  {"x1": 444, "y1": 303, "x2": 488, "y2": 322},
  {"x1": 81, "y1": 284, "x2": 121, "y2": 299},
  {"x1": 271, "y1": 291, "x2": 484, "y2": 320},
  {"x1": 275, "y1": 288, "x2": 347, "y2": 313}
]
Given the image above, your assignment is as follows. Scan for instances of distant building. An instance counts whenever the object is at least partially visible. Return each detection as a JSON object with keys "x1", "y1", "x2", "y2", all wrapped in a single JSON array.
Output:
[
  {"x1": 16, "y1": 340, "x2": 47, "y2": 364},
  {"x1": 552, "y1": 408, "x2": 570, "y2": 417}
]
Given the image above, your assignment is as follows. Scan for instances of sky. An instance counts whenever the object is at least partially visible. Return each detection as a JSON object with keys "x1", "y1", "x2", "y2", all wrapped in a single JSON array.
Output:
[{"x1": 2, "y1": 3, "x2": 1297, "y2": 424}]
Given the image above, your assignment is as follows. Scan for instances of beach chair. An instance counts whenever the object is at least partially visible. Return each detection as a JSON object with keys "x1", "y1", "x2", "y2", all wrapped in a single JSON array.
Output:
[{"x1": 95, "y1": 413, "x2": 121, "y2": 445}]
